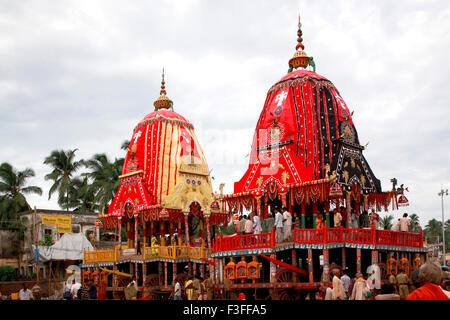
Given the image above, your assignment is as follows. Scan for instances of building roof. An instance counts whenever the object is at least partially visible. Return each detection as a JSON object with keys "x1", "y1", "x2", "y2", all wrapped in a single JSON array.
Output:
[{"x1": 19, "y1": 209, "x2": 99, "y2": 217}]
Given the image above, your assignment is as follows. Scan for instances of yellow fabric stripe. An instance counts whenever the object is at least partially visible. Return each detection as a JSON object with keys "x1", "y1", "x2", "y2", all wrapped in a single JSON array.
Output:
[{"x1": 160, "y1": 123, "x2": 173, "y2": 199}]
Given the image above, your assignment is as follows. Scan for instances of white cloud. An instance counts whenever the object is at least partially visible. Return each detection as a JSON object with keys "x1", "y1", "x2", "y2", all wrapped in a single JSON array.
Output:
[{"x1": 0, "y1": 0, "x2": 449, "y2": 227}]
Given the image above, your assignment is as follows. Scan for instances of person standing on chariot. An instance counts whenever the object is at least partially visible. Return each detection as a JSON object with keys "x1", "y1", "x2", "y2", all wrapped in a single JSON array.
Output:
[
  {"x1": 150, "y1": 235, "x2": 159, "y2": 256},
  {"x1": 339, "y1": 206, "x2": 347, "y2": 228},
  {"x1": 412, "y1": 222, "x2": 422, "y2": 233},
  {"x1": 253, "y1": 211, "x2": 262, "y2": 234},
  {"x1": 359, "y1": 210, "x2": 369, "y2": 228},
  {"x1": 315, "y1": 214, "x2": 324, "y2": 229},
  {"x1": 264, "y1": 212, "x2": 275, "y2": 233},
  {"x1": 399, "y1": 213, "x2": 410, "y2": 232},
  {"x1": 282, "y1": 207, "x2": 292, "y2": 241},
  {"x1": 238, "y1": 215, "x2": 246, "y2": 236},
  {"x1": 274, "y1": 208, "x2": 284, "y2": 243},
  {"x1": 244, "y1": 215, "x2": 254, "y2": 235},
  {"x1": 333, "y1": 208, "x2": 342, "y2": 228},
  {"x1": 391, "y1": 219, "x2": 400, "y2": 231},
  {"x1": 351, "y1": 209, "x2": 358, "y2": 228}
]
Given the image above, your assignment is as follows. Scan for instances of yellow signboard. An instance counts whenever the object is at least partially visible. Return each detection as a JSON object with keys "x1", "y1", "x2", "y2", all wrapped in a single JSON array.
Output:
[
  {"x1": 41, "y1": 215, "x2": 57, "y2": 225},
  {"x1": 42, "y1": 215, "x2": 72, "y2": 233},
  {"x1": 57, "y1": 224, "x2": 72, "y2": 233},
  {"x1": 57, "y1": 216, "x2": 71, "y2": 225}
]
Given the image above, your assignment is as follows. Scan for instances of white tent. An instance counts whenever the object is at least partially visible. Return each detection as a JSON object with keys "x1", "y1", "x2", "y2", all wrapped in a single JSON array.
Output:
[{"x1": 33, "y1": 233, "x2": 94, "y2": 261}]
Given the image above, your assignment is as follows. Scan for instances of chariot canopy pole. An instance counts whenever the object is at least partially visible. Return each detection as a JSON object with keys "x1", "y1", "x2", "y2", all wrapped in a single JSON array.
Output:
[{"x1": 184, "y1": 212, "x2": 190, "y2": 245}]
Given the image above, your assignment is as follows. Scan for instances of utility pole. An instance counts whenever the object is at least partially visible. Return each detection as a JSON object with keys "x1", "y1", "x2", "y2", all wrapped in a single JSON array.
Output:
[
  {"x1": 438, "y1": 188, "x2": 448, "y2": 266},
  {"x1": 34, "y1": 206, "x2": 39, "y2": 284}
]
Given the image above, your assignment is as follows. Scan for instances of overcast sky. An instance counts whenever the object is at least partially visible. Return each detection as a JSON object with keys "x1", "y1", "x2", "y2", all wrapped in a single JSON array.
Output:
[{"x1": 1, "y1": 0, "x2": 449, "y2": 227}]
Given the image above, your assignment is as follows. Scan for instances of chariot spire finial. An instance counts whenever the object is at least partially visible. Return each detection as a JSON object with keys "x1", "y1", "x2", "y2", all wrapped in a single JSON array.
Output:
[{"x1": 153, "y1": 68, "x2": 173, "y2": 110}]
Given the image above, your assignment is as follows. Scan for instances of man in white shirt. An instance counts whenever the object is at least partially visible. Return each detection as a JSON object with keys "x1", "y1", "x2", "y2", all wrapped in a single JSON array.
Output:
[
  {"x1": 70, "y1": 280, "x2": 81, "y2": 300},
  {"x1": 253, "y1": 213, "x2": 262, "y2": 234},
  {"x1": 274, "y1": 208, "x2": 284, "y2": 243},
  {"x1": 282, "y1": 207, "x2": 292, "y2": 241},
  {"x1": 391, "y1": 219, "x2": 400, "y2": 231},
  {"x1": 174, "y1": 280, "x2": 182, "y2": 300},
  {"x1": 340, "y1": 269, "x2": 351, "y2": 299},
  {"x1": 19, "y1": 283, "x2": 33, "y2": 300},
  {"x1": 244, "y1": 215, "x2": 253, "y2": 235},
  {"x1": 399, "y1": 213, "x2": 410, "y2": 232},
  {"x1": 332, "y1": 271, "x2": 346, "y2": 300}
]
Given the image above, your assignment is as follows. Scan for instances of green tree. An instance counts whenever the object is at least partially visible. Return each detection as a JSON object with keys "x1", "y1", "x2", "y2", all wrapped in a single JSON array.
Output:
[
  {"x1": 424, "y1": 218, "x2": 442, "y2": 237},
  {"x1": 380, "y1": 214, "x2": 394, "y2": 230},
  {"x1": 121, "y1": 140, "x2": 130, "y2": 151},
  {"x1": 409, "y1": 213, "x2": 420, "y2": 232},
  {"x1": 44, "y1": 149, "x2": 84, "y2": 210},
  {"x1": 424, "y1": 218, "x2": 450, "y2": 252},
  {"x1": 0, "y1": 266, "x2": 17, "y2": 281},
  {"x1": 0, "y1": 162, "x2": 42, "y2": 227},
  {"x1": 83, "y1": 153, "x2": 123, "y2": 211},
  {"x1": 67, "y1": 176, "x2": 99, "y2": 212}
]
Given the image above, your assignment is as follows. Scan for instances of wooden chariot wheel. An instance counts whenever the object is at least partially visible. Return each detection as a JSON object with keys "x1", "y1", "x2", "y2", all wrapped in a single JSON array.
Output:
[
  {"x1": 145, "y1": 274, "x2": 162, "y2": 300},
  {"x1": 273, "y1": 267, "x2": 303, "y2": 300},
  {"x1": 113, "y1": 277, "x2": 131, "y2": 300}
]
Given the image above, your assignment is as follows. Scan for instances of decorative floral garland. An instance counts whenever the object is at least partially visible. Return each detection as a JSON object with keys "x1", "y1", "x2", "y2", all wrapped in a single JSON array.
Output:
[
  {"x1": 266, "y1": 181, "x2": 278, "y2": 201},
  {"x1": 267, "y1": 76, "x2": 338, "y2": 96},
  {"x1": 134, "y1": 114, "x2": 194, "y2": 132},
  {"x1": 241, "y1": 197, "x2": 253, "y2": 211}
]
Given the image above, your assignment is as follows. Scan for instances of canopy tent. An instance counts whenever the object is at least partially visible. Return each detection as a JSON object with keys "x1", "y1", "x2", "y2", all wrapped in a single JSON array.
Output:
[{"x1": 33, "y1": 233, "x2": 94, "y2": 262}]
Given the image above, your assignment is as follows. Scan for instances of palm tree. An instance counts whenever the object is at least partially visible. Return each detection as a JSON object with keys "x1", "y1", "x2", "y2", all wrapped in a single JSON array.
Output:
[
  {"x1": 121, "y1": 140, "x2": 130, "y2": 151},
  {"x1": 380, "y1": 214, "x2": 394, "y2": 230},
  {"x1": 44, "y1": 149, "x2": 84, "y2": 210},
  {"x1": 83, "y1": 153, "x2": 123, "y2": 211},
  {"x1": 424, "y1": 218, "x2": 442, "y2": 237},
  {"x1": 409, "y1": 213, "x2": 420, "y2": 232},
  {"x1": 67, "y1": 176, "x2": 99, "y2": 212},
  {"x1": 0, "y1": 163, "x2": 42, "y2": 226}
]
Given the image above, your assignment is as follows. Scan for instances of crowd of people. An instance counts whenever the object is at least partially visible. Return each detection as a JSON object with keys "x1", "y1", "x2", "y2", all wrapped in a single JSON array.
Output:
[
  {"x1": 0, "y1": 278, "x2": 98, "y2": 301},
  {"x1": 182, "y1": 275, "x2": 214, "y2": 300},
  {"x1": 61, "y1": 278, "x2": 98, "y2": 300},
  {"x1": 389, "y1": 213, "x2": 421, "y2": 233},
  {"x1": 232, "y1": 206, "x2": 423, "y2": 245},
  {"x1": 235, "y1": 207, "x2": 293, "y2": 243},
  {"x1": 0, "y1": 282, "x2": 42, "y2": 300},
  {"x1": 319, "y1": 260, "x2": 450, "y2": 300}
]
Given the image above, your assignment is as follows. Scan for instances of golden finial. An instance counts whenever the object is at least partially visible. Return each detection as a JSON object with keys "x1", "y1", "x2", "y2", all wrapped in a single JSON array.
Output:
[
  {"x1": 288, "y1": 14, "x2": 314, "y2": 72},
  {"x1": 153, "y1": 68, "x2": 173, "y2": 110}
]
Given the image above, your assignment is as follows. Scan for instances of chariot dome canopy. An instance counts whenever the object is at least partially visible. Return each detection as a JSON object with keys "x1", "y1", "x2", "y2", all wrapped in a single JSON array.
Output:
[
  {"x1": 107, "y1": 70, "x2": 214, "y2": 222},
  {"x1": 230, "y1": 15, "x2": 384, "y2": 214}
]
